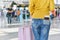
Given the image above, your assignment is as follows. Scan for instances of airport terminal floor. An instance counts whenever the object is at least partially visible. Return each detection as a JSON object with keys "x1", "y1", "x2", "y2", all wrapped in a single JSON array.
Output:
[
  {"x1": 0, "y1": 0, "x2": 60, "y2": 40},
  {"x1": 0, "y1": 16, "x2": 60, "y2": 40}
]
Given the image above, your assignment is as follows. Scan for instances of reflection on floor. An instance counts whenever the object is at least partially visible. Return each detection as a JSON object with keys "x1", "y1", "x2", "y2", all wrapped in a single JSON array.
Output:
[{"x1": 0, "y1": 17, "x2": 60, "y2": 40}]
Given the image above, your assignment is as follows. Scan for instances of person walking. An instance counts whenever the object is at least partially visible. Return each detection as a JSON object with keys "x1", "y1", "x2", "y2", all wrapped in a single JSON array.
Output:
[
  {"x1": 16, "y1": 9, "x2": 20, "y2": 21},
  {"x1": 6, "y1": 8, "x2": 13, "y2": 24},
  {"x1": 29, "y1": 0, "x2": 56, "y2": 40}
]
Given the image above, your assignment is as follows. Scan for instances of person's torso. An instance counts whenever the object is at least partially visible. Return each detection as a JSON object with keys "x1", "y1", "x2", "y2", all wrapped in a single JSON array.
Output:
[
  {"x1": 7, "y1": 12, "x2": 12, "y2": 16},
  {"x1": 34, "y1": 0, "x2": 50, "y2": 10},
  {"x1": 32, "y1": 0, "x2": 50, "y2": 19},
  {"x1": 17, "y1": 10, "x2": 20, "y2": 15}
]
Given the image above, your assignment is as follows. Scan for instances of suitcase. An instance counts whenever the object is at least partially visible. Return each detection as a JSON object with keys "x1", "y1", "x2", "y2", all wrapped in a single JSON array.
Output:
[
  {"x1": 18, "y1": 25, "x2": 34, "y2": 40},
  {"x1": 58, "y1": 14, "x2": 60, "y2": 20}
]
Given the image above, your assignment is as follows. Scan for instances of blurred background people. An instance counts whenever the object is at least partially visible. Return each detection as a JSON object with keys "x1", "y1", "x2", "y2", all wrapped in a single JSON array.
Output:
[
  {"x1": 3, "y1": 6, "x2": 8, "y2": 26},
  {"x1": 16, "y1": 9, "x2": 20, "y2": 21},
  {"x1": 6, "y1": 8, "x2": 13, "y2": 24},
  {"x1": 12, "y1": 10, "x2": 15, "y2": 18}
]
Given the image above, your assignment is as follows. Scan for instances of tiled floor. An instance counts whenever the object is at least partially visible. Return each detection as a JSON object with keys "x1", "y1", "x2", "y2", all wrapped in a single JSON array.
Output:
[{"x1": 0, "y1": 17, "x2": 60, "y2": 40}]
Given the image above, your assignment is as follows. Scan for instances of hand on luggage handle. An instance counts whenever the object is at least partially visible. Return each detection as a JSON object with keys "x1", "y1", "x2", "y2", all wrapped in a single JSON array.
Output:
[{"x1": 51, "y1": 10, "x2": 56, "y2": 17}]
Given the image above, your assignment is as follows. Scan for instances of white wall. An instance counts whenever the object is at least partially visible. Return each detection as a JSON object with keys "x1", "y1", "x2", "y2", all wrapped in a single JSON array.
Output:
[
  {"x1": 0, "y1": 1, "x2": 4, "y2": 9},
  {"x1": 0, "y1": 0, "x2": 59, "y2": 8},
  {"x1": 54, "y1": 0, "x2": 60, "y2": 4}
]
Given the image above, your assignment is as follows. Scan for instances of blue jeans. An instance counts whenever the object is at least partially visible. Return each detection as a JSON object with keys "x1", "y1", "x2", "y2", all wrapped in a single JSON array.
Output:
[
  {"x1": 7, "y1": 16, "x2": 12, "y2": 24},
  {"x1": 32, "y1": 19, "x2": 50, "y2": 40},
  {"x1": 17, "y1": 16, "x2": 20, "y2": 21}
]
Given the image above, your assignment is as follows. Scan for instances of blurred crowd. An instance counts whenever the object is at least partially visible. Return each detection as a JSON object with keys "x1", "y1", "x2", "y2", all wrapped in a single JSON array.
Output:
[
  {"x1": 0, "y1": 6, "x2": 60, "y2": 24},
  {"x1": 0, "y1": 7, "x2": 30, "y2": 24}
]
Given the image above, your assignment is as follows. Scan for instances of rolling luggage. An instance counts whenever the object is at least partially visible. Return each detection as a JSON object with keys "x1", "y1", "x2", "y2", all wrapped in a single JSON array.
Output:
[
  {"x1": 58, "y1": 14, "x2": 60, "y2": 20},
  {"x1": 18, "y1": 25, "x2": 34, "y2": 40}
]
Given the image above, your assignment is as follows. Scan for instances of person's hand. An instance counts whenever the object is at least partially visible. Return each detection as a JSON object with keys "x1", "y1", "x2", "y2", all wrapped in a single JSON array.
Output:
[
  {"x1": 30, "y1": 13, "x2": 33, "y2": 18},
  {"x1": 51, "y1": 10, "x2": 56, "y2": 17}
]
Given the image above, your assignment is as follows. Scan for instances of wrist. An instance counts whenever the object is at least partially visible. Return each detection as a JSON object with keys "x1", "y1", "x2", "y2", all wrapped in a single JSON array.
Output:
[{"x1": 51, "y1": 10, "x2": 56, "y2": 17}]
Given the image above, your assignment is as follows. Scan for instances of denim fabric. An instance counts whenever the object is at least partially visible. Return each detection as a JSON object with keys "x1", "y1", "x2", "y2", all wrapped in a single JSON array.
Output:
[
  {"x1": 7, "y1": 16, "x2": 12, "y2": 24},
  {"x1": 32, "y1": 19, "x2": 50, "y2": 40},
  {"x1": 17, "y1": 16, "x2": 20, "y2": 21}
]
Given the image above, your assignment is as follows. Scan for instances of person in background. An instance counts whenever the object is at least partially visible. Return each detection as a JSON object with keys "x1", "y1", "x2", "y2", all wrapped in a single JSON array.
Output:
[
  {"x1": 16, "y1": 9, "x2": 20, "y2": 21},
  {"x1": 29, "y1": 0, "x2": 56, "y2": 40},
  {"x1": 58, "y1": 7, "x2": 60, "y2": 16},
  {"x1": 23, "y1": 8, "x2": 26, "y2": 19},
  {"x1": 0, "y1": 10, "x2": 1, "y2": 17},
  {"x1": 3, "y1": 7, "x2": 8, "y2": 26},
  {"x1": 12, "y1": 10, "x2": 15, "y2": 17},
  {"x1": 55, "y1": 8, "x2": 58, "y2": 16},
  {"x1": 3, "y1": 7, "x2": 7, "y2": 18},
  {"x1": 58, "y1": 7, "x2": 60, "y2": 19},
  {"x1": 26, "y1": 10, "x2": 30, "y2": 19},
  {"x1": 1, "y1": 10, "x2": 4, "y2": 17},
  {"x1": 6, "y1": 8, "x2": 13, "y2": 24}
]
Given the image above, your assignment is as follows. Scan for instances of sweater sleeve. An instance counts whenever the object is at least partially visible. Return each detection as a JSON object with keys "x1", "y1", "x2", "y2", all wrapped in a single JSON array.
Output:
[
  {"x1": 49, "y1": 0, "x2": 55, "y2": 11},
  {"x1": 29, "y1": 0, "x2": 35, "y2": 15}
]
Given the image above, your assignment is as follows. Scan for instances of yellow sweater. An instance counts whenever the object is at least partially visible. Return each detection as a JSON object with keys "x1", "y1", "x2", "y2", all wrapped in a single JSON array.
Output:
[{"x1": 29, "y1": 0, "x2": 55, "y2": 19}]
